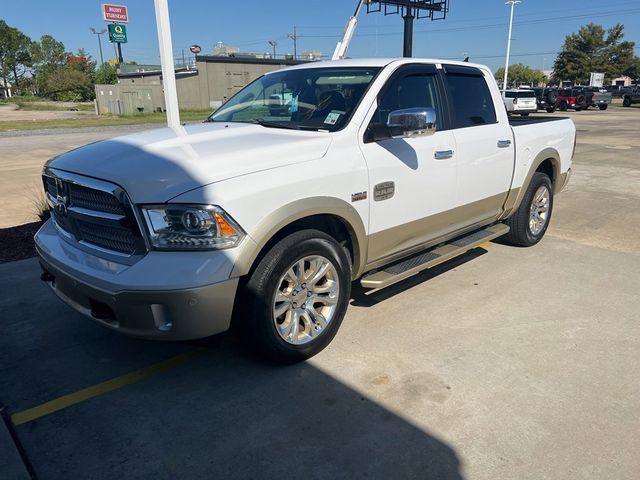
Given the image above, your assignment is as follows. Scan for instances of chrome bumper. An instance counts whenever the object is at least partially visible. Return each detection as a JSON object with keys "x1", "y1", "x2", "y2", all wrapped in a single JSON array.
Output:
[{"x1": 38, "y1": 249, "x2": 239, "y2": 341}]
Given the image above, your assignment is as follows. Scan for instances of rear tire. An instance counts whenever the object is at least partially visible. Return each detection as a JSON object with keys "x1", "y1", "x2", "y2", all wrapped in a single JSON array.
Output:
[
  {"x1": 546, "y1": 107, "x2": 556, "y2": 113},
  {"x1": 559, "y1": 101, "x2": 568, "y2": 111},
  {"x1": 504, "y1": 172, "x2": 554, "y2": 247},
  {"x1": 240, "y1": 229, "x2": 352, "y2": 363},
  {"x1": 599, "y1": 104, "x2": 608, "y2": 111},
  {"x1": 623, "y1": 96, "x2": 632, "y2": 107}
]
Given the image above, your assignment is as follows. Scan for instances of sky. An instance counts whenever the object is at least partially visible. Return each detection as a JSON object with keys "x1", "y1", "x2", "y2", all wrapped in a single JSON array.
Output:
[{"x1": 2, "y1": 0, "x2": 640, "y2": 72}]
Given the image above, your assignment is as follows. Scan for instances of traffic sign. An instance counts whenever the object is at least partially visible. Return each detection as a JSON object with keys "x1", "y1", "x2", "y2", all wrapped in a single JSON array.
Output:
[
  {"x1": 102, "y1": 4, "x2": 128, "y2": 23},
  {"x1": 108, "y1": 23, "x2": 127, "y2": 44},
  {"x1": 190, "y1": 45, "x2": 202, "y2": 54}
]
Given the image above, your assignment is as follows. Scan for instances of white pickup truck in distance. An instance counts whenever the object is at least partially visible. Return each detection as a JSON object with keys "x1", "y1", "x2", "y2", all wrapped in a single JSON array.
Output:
[{"x1": 36, "y1": 58, "x2": 576, "y2": 362}]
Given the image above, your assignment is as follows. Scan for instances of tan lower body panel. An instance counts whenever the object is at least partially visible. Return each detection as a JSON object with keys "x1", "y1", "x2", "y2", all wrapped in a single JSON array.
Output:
[{"x1": 366, "y1": 192, "x2": 509, "y2": 268}]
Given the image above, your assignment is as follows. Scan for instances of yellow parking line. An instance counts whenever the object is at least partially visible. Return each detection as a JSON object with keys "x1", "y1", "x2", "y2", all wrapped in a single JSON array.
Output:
[
  {"x1": 11, "y1": 349, "x2": 204, "y2": 426},
  {"x1": 478, "y1": 241, "x2": 493, "y2": 249}
]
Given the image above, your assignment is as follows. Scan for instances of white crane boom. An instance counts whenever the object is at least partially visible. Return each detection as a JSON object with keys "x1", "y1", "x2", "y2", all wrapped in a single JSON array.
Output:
[{"x1": 332, "y1": 0, "x2": 366, "y2": 60}]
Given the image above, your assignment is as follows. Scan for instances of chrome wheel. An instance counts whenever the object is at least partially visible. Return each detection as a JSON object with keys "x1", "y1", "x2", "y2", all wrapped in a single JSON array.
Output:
[
  {"x1": 272, "y1": 255, "x2": 340, "y2": 345},
  {"x1": 529, "y1": 186, "x2": 550, "y2": 236}
]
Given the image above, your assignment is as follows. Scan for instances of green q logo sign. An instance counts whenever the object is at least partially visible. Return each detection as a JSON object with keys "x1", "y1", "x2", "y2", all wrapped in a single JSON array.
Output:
[{"x1": 109, "y1": 23, "x2": 127, "y2": 43}]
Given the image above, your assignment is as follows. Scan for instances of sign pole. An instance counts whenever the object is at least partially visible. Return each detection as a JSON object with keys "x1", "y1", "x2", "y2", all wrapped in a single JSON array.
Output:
[{"x1": 153, "y1": 0, "x2": 180, "y2": 128}]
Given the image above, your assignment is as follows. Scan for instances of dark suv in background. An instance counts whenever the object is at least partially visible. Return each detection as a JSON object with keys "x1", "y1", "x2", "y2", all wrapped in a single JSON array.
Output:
[
  {"x1": 573, "y1": 86, "x2": 612, "y2": 110},
  {"x1": 622, "y1": 86, "x2": 640, "y2": 107},
  {"x1": 532, "y1": 87, "x2": 558, "y2": 113}
]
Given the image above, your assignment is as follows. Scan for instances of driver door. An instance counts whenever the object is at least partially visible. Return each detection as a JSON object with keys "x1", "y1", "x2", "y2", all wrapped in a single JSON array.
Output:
[{"x1": 359, "y1": 64, "x2": 458, "y2": 264}]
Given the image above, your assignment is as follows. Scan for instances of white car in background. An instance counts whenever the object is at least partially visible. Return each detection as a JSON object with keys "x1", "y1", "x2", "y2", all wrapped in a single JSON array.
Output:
[{"x1": 502, "y1": 89, "x2": 537, "y2": 116}]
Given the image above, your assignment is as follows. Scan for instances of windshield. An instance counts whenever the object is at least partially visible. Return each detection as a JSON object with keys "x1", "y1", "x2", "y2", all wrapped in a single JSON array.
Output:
[{"x1": 207, "y1": 67, "x2": 381, "y2": 131}]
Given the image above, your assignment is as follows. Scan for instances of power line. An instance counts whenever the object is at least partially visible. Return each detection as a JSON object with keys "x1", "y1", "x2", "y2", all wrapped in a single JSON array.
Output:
[{"x1": 299, "y1": 8, "x2": 640, "y2": 39}]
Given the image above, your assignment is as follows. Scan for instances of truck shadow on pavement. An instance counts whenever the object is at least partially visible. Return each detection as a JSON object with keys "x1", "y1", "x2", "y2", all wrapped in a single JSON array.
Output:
[{"x1": 1, "y1": 258, "x2": 465, "y2": 480}]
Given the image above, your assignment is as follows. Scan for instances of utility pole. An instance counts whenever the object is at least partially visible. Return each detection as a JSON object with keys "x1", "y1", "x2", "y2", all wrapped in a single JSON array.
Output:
[
  {"x1": 268, "y1": 40, "x2": 277, "y2": 59},
  {"x1": 288, "y1": 26, "x2": 299, "y2": 59},
  {"x1": 90, "y1": 28, "x2": 107, "y2": 65},
  {"x1": 503, "y1": 0, "x2": 521, "y2": 92}
]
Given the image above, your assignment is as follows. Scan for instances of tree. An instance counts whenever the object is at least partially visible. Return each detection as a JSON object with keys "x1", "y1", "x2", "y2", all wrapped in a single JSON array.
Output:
[
  {"x1": 0, "y1": 20, "x2": 35, "y2": 94},
  {"x1": 495, "y1": 64, "x2": 548, "y2": 87},
  {"x1": 553, "y1": 23, "x2": 639, "y2": 84},
  {"x1": 45, "y1": 67, "x2": 94, "y2": 101},
  {"x1": 31, "y1": 34, "x2": 67, "y2": 95},
  {"x1": 95, "y1": 62, "x2": 117, "y2": 84}
]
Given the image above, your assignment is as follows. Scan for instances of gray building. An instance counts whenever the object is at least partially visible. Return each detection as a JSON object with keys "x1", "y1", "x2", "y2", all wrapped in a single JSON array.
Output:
[{"x1": 95, "y1": 55, "x2": 305, "y2": 115}]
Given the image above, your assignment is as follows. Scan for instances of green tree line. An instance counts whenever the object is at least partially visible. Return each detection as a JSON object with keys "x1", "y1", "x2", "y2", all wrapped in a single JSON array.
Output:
[
  {"x1": 553, "y1": 23, "x2": 639, "y2": 85},
  {"x1": 0, "y1": 20, "x2": 117, "y2": 101},
  {"x1": 495, "y1": 64, "x2": 547, "y2": 87}
]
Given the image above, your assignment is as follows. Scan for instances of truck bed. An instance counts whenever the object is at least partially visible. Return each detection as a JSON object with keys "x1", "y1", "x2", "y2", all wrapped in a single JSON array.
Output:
[{"x1": 508, "y1": 115, "x2": 570, "y2": 127}]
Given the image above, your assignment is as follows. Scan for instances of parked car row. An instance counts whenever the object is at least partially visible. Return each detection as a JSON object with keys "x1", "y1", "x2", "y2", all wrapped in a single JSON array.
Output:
[{"x1": 502, "y1": 86, "x2": 613, "y2": 115}]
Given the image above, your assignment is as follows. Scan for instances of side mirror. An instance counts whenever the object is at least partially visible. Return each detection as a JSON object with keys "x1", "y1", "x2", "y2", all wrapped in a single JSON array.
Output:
[{"x1": 387, "y1": 107, "x2": 437, "y2": 138}]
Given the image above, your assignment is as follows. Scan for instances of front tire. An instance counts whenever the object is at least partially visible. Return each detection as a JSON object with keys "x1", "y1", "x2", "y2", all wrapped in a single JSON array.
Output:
[
  {"x1": 559, "y1": 101, "x2": 568, "y2": 111},
  {"x1": 240, "y1": 229, "x2": 352, "y2": 363},
  {"x1": 599, "y1": 104, "x2": 608, "y2": 111},
  {"x1": 623, "y1": 96, "x2": 631, "y2": 107},
  {"x1": 504, "y1": 172, "x2": 554, "y2": 247}
]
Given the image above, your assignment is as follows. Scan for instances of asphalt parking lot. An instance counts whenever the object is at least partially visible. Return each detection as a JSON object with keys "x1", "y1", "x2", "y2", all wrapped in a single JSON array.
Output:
[{"x1": 1, "y1": 106, "x2": 639, "y2": 479}]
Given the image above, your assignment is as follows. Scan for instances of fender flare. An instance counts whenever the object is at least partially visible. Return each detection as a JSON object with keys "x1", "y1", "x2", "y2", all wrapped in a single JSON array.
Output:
[
  {"x1": 501, "y1": 148, "x2": 562, "y2": 219},
  {"x1": 231, "y1": 197, "x2": 367, "y2": 279}
]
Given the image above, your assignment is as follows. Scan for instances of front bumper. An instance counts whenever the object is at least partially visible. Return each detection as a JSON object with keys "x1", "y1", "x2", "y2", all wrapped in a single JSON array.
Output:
[{"x1": 36, "y1": 220, "x2": 240, "y2": 340}]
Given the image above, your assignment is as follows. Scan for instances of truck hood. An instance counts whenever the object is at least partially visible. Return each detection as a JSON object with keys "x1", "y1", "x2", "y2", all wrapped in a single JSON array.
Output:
[{"x1": 47, "y1": 122, "x2": 332, "y2": 203}]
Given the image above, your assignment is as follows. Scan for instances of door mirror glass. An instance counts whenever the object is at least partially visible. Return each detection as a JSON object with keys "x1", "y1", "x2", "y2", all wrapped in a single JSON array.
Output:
[{"x1": 387, "y1": 107, "x2": 437, "y2": 138}]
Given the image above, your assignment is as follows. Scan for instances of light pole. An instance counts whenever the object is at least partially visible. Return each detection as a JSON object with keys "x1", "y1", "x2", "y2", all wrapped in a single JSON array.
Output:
[
  {"x1": 268, "y1": 40, "x2": 277, "y2": 59},
  {"x1": 502, "y1": 0, "x2": 521, "y2": 92},
  {"x1": 90, "y1": 27, "x2": 107, "y2": 65}
]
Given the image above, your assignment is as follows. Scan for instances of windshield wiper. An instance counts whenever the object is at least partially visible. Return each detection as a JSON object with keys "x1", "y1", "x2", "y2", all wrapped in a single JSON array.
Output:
[{"x1": 251, "y1": 119, "x2": 301, "y2": 130}]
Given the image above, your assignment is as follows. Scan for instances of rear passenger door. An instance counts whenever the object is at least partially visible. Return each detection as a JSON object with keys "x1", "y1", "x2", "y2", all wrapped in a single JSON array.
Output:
[{"x1": 443, "y1": 65, "x2": 514, "y2": 225}]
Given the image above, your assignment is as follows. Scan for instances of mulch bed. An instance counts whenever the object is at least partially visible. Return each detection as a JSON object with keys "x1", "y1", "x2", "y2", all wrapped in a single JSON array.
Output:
[{"x1": 0, "y1": 221, "x2": 45, "y2": 264}]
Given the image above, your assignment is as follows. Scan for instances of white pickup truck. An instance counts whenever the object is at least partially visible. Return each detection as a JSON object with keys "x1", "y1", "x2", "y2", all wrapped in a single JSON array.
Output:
[{"x1": 36, "y1": 58, "x2": 575, "y2": 362}]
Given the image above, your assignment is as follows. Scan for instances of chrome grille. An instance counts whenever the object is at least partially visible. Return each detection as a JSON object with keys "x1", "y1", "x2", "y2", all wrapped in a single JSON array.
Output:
[
  {"x1": 68, "y1": 184, "x2": 126, "y2": 215},
  {"x1": 76, "y1": 220, "x2": 138, "y2": 254},
  {"x1": 42, "y1": 169, "x2": 145, "y2": 256}
]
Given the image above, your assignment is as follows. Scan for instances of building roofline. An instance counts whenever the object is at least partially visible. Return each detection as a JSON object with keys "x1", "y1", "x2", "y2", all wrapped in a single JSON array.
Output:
[{"x1": 195, "y1": 55, "x2": 308, "y2": 66}]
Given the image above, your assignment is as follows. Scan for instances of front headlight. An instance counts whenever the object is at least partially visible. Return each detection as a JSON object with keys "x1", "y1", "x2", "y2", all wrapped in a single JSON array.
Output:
[{"x1": 141, "y1": 204, "x2": 244, "y2": 250}]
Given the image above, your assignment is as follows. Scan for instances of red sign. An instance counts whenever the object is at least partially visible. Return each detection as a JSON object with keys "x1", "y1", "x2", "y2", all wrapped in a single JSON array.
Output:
[{"x1": 102, "y1": 4, "x2": 128, "y2": 23}]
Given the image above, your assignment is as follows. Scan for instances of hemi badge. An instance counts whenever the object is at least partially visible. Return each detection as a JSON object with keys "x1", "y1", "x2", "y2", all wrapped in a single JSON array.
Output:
[
  {"x1": 351, "y1": 191, "x2": 367, "y2": 202},
  {"x1": 374, "y1": 181, "x2": 395, "y2": 201}
]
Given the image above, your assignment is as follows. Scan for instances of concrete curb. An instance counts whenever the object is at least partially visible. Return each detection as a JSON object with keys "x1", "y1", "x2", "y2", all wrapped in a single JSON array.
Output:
[{"x1": 0, "y1": 405, "x2": 33, "y2": 480}]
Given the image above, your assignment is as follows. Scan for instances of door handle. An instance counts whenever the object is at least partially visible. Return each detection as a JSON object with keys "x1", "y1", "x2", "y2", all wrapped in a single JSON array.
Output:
[
  {"x1": 497, "y1": 139, "x2": 512, "y2": 148},
  {"x1": 434, "y1": 150, "x2": 454, "y2": 160}
]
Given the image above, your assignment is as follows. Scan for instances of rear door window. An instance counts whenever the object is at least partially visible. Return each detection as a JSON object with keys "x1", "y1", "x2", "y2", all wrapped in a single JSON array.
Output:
[
  {"x1": 504, "y1": 91, "x2": 535, "y2": 98},
  {"x1": 443, "y1": 65, "x2": 497, "y2": 128}
]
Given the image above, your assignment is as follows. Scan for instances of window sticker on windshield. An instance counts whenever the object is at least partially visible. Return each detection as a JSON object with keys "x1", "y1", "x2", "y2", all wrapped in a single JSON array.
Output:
[
  {"x1": 290, "y1": 95, "x2": 298, "y2": 113},
  {"x1": 324, "y1": 111, "x2": 341, "y2": 125}
]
